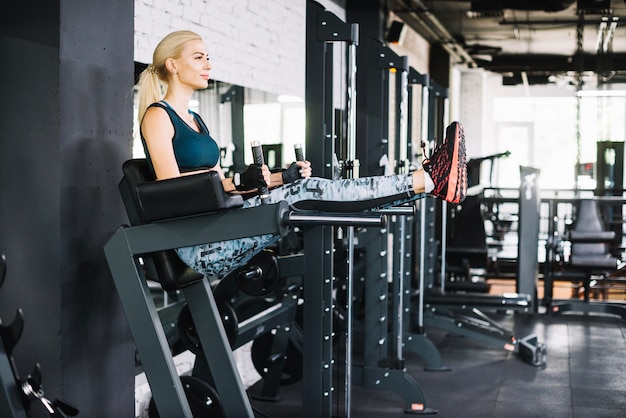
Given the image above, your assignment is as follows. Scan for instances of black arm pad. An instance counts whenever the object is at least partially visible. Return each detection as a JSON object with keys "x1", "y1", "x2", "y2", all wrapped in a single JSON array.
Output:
[
  {"x1": 569, "y1": 230, "x2": 615, "y2": 243},
  {"x1": 136, "y1": 171, "x2": 244, "y2": 222}
]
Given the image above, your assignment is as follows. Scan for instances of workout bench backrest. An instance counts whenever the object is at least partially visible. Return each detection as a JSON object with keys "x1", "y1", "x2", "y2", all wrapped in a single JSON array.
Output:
[
  {"x1": 119, "y1": 159, "x2": 244, "y2": 291},
  {"x1": 569, "y1": 199, "x2": 617, "y2": 267}
]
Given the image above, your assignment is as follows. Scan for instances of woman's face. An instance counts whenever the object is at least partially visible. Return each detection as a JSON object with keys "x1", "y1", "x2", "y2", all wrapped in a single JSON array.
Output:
[{"x1": 173, "y1": 38, "x2": 212, "y2": 90}]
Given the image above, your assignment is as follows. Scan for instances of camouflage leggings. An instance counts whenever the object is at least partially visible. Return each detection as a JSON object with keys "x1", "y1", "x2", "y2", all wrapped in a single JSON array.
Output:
[{"x1": 175, "y1": 174, "x2": 423, "y2": 279}]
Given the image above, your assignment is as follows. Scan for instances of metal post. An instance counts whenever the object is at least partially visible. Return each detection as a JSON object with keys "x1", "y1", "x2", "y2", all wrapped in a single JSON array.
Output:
[
  {"x1": 344, "y1": 25, "x2": 359, "y2": 417},
  {"x1": 304, "y1": 1, "x2": 358, "y2": 415}
]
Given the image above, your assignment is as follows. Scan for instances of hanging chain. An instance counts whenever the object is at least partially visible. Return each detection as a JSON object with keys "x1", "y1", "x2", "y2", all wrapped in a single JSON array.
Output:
[{"x1": 574, "y1": 12, "x2": 584, "y2": 190}]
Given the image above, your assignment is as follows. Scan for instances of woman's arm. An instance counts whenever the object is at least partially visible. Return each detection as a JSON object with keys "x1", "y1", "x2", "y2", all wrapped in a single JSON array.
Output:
[
  {"x1": 268, "y1": 160, "x2": 312, "y2": 188},
  {"x1": 142, "y1": 106, "x2": 211, "y2": 180},
  {"x1": 142, "y1": 107, "x2": 303, "y2": 192}
]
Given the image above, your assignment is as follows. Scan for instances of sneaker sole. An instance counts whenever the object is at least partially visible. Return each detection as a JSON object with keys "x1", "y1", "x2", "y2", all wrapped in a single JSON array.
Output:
[{"x1": 445, "y1": 122, "x2": 461, "y2": 203}]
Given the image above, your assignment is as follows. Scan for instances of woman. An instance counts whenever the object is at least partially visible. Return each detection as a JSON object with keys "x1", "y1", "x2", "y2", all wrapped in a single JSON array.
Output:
[{"x1": 136, "y1": 30, "x2": 467, "y2": 279}]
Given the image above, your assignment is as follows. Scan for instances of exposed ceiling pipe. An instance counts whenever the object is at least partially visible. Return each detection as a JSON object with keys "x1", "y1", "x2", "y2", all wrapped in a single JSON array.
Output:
[
  {"x1": 390, "y1": 0, "x2": 478, "y2": 67},
  {"x1": 427, "y1": 0, "x2": 576, "y2": 12},
  {"x1": 502, "y1": 0, "x2": 576, "y2": 12}
]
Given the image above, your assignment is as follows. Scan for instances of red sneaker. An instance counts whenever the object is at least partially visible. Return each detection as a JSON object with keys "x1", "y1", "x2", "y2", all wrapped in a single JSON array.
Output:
[{"x1": 423, "y1": 121, "x2": 467, "y2": 204}]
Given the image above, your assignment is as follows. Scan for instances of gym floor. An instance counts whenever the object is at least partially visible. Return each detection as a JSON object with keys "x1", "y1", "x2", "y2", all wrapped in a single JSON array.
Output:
[{"x1": 249, "y1": 302, "x2": 626, "y2": 417}]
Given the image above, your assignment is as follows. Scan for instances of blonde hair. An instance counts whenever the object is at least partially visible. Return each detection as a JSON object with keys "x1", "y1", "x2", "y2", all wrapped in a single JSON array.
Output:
[{"x1": 136, "y1": 30, "x2": 203, "y2": 126}]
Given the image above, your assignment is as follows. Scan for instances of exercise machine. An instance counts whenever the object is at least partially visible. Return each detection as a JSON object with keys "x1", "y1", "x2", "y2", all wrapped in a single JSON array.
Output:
[
  {"x1": 417, "y1": 95, "x2": 546, "y2": 367},
  {"x1": 303, "y1": 1, "x2": 438, "y2": 415},
  {"x1": 543, "y1": 196, "x2": 626, "y2": 319},
  {"x1": 105, "y1": 150, "x2": 392, "y2": 417}
]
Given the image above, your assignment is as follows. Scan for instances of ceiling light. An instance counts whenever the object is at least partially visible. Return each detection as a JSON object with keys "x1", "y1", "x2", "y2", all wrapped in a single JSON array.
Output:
[
  {"x1": 472, "y1": 54, "x2": 494, "y2": 62},
  {"x1": 603, "y1": 17, "x2": 619, "y2": 52},
  {"x1": 277, "y1": 95, "x2": 303, "y2": 103}
]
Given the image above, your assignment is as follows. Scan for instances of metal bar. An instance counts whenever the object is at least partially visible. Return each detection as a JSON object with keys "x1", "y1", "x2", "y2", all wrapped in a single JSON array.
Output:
[
  {"x1": 302, "y1": 225, "x2": 334, "y2": 418},
  {"x1": 395, "y1": 57, "x2": 409, "y2": 170},
  {"x1": 103, "y1": 230, "x2": 192, "y2": 417},
  {"x1": 418, "y1": 201, "x2": 426, "y2": 331},
  {"x1": 288, "y1": 212, "x2": 385, "y2": 227},
  {"x1": 392, "y1": 58, "x2": 409, "y2": 365},
  {"x1": 304, "y1": 2, "x2": 337, "y2": 415},
  {"x1": 183, "y1": 281, "x2": 254, "y2": 417},
  {"x1": 379, "y1": 206, "x2": 415, "y2": 216},
  {"x1": 440, "y1": 201, "x2": 448, "y2": 293},
  {"x1": 395, "y1": 215, "x2": 406, "y2": 362},
  {"x1": 114, "y1": 201, "x2": 289, "y2": 255},
  {"x1": 234, "y1": 303, "x2": 295, "y2": 349},
  {"x1": 344, "y1": 30, "x2": 359, "y2": 418}
]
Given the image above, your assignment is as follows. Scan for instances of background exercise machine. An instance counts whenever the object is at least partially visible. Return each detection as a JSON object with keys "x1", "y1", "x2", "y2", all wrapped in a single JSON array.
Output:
[{"x1": 418, "y1": 94, "x2": 546, "y2": 366}]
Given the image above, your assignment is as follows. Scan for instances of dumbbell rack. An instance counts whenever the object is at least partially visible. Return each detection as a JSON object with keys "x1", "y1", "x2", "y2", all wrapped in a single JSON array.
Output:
[
  {"x1": 0, "y1": 254, "x2": 78, "y2": 417},
  {"x1": 0, "y1": 255, "x2": 27, "y2": 418},
  {"x1": 190, "y1": 251, "x2": 305, "y2": 402}
]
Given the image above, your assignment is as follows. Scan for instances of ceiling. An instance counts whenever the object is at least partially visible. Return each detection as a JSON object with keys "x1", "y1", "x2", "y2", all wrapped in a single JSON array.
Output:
[{"x1": 389, "y1": 0, "x2": 626, "y2": 86}]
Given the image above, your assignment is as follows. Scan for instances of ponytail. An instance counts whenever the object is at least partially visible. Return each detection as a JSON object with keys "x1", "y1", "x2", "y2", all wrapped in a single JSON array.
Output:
[{"x1": 136, "y1": 65, "x2": 166, "y2": 127}]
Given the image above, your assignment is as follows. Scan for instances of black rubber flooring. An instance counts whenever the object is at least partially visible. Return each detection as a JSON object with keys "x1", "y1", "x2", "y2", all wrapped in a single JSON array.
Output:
[{"x1": 248, "y1": 312, "x2": 626, "y2": 418}]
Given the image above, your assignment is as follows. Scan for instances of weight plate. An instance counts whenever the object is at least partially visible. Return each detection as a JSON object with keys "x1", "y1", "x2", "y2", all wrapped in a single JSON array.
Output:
[
  {"x1": 234, "y1": 249, "x2": 281, "y2": 297},
  {"x1": 177, "y1": 302, "x2": 238, "y2": 354},
  {"x1": 148, "y1": 375, "x2": 224, "y2": 417},
  {"x1": 250, "y1": 331, "x2": 303, "y2": 386}
]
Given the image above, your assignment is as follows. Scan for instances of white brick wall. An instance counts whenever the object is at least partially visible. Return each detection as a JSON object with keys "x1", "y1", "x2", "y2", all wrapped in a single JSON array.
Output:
[
  {"x1": 135, "y1": 0, "x2": 344, "y2": 99},
  {"x1": 458, "y1": 68, "x2": 488, "y2": 159}
]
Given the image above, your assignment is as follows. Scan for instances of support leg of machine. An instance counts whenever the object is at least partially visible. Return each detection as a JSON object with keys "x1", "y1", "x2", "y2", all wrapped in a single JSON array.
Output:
[
  {"x1": 352, "y1": 365, "x2": 437, "y2": 414},
  {"x1": 302, "y1": 225, "x2": 335, "y2": 418},
  {"x1": 104, "y1": 230, "x2": 192, "y2": 417},
  {"x1": 402, "y1": 333, "x2": 451, "y2": 371},
  {"x1": 183, "y1": 280, "x2": 255, "y2": 417}
]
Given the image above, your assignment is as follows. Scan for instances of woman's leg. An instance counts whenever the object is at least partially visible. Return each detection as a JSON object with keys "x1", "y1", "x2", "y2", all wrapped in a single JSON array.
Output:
[
  {"x1": 176, "y1": 233, "x2": 279, "y2": 280},
  {"x1": 243, "y1": 120, "x2": 466, "y2": 209},
  {"x1": 175, "y1": 173, "x2": 416, "y2": 278},
  {"x1": 177, "y1": 121, "x2": 466, "y2": 278},
  {"x1": 244, "y1": 174, "x2": 424, "y2": 211}
]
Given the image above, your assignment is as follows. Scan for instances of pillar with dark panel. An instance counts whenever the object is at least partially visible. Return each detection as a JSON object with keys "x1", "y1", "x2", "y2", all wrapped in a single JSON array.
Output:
[{"x1": 0, "y1": 0, "x2": 135, "y2": 416}]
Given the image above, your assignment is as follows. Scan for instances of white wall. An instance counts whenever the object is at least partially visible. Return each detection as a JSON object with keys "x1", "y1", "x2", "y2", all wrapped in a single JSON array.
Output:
[{"x1": 135, "y1": 0, "x2": 344, "y2": 99}]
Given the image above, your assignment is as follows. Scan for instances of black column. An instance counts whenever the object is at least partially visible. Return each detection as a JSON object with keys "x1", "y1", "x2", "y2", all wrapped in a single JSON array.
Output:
[{"x1": 0, "y1": 0, "x2": 135, "y2": 416}]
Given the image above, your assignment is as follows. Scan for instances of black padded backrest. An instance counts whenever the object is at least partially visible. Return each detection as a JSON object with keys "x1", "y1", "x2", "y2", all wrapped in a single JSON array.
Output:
[
  {"x1": 446, "y1": 195, "x2": 488, "y2": 270},
  {"x1": 448, "y1": 195, "x2": 487, "y2": 250},
  {"x1": 118, "y1": 159, "x2": 243, "y2": 291},
  {"x1": 121, "y1": 159, "x2": 244, "y2": 223},
  {"x1": 119, "y1": 159, "x2": 154, "y2": 225},
  {"x1": 570, "y1": 199, "x2": 614, "y2": 258}
]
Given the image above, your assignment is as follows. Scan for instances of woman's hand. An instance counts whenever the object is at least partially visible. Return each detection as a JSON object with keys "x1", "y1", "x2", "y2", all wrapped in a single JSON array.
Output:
[
  {"x1": 261, "y1": 164, "x2": 271, "y2": 186},
  {"x1": 297, "y1": 160, "x2": 312, "y2": 178},
  {"x1": 234, "y1": 163, "x2": 269, "y2": 191},
  {"x1": 282, "y1": 160, "x2": 312, "y2": 184}
]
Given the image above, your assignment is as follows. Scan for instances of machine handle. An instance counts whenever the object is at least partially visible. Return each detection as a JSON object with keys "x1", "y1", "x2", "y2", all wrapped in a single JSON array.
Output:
[
  {"x1": 251, "y1": 140, "x2": 270, "y2": 204},
  {"x1": 295, "y1": 143, "x2": 305, "y2": 162}
]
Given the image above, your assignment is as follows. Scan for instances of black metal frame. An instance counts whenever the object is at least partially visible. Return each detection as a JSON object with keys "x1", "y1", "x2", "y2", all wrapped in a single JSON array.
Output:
[
  {"x1": 304, "y1": 1, "x2": 358, "y2": 416},
  {"x1": 394, "y1": 68, "x2": 449, "y2": 372},
  {"x1": 542, "y1": 196, "x2": 626, "y2": 319},
  {"x1": 104, "y1": 203, "x2": 291, "y2": 417},
  {"x1": 408, "y1": 73, "x2": 547, "y2": 367},
  {"x1": 351, "y1": 38, "x2": 437, "y2": 413}
]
